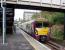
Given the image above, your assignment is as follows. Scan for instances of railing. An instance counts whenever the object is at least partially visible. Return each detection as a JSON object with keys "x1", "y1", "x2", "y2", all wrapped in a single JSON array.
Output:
[
  {"x1": 5, "y1": 0, "x2": 65, "y2": 5},
  {"x1": 0, "y1": 0, "x2": 65, "y2": 9}
]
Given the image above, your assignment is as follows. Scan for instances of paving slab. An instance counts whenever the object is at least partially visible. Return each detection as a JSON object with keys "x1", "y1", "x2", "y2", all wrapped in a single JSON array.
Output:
[{"x1": 0, "y1": 27, "x2": 35, "y2": 50}]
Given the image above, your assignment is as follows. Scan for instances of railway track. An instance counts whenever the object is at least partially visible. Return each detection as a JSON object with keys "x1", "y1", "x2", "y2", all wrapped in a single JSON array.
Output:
[
  {"x1": 19, "y1": 28, "x2": 65, "y2": 50},
  {"x1": 46, "y1": 41, "x2": 65, "y2": 50}
]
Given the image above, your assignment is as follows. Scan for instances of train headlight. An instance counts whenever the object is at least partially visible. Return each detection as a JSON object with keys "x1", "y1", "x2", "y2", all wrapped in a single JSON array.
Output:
[{"x1": 35, "y1": 30, "x2": 38, "y2": 35}]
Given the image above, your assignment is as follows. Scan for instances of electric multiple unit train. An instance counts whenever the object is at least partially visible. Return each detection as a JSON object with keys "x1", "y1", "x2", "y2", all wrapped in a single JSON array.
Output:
[{"x1": 20, "y1": 18, "x2": 51, "y2": 42}]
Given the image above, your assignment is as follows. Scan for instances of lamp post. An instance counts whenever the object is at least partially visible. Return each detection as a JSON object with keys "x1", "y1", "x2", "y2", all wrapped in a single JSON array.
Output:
[{"x1": 1, "y1": 0, "x2": 6, "y2": 45}]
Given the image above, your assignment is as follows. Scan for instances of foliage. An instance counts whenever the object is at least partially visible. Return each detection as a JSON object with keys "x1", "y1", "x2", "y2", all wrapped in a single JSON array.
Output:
[
  {"x1": 32, "y1": 13, "x2": 40, "y2": 19},
  {"x1": 32, "y1": 11, "x2": 64, "y2": 40},
  {"x1": 32, "y1": 11, "x2": 64, "y2": 24},
  {"x1": 51, "y1": 25, "x2": 64, "y2": 40}
]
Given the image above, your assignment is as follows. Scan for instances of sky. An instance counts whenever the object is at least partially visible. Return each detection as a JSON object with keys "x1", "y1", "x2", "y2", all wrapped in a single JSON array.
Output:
[
  {"x1": 14, "y1": 9, "x2": 24, "y2": 20},
  {"x1": 14, "y1": 9, "x2": 41, "y2": 21}
]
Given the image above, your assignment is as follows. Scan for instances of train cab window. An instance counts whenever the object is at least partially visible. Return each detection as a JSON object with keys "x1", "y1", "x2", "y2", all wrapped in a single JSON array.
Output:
[
  {"x1": 36, "y1": 22, "x2": 42, "y2": 28},
  {"x1": 43, "y1": 22, "x2": 49, "y2": 27},
  {"x1": 35, "y1": 22, "x2": 49, "y2": 28}
]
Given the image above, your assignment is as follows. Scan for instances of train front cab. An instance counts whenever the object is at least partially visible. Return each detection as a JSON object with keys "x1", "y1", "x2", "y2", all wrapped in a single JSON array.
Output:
[{"x1": 33, "y1": 21, "x2": 50, "y2": 42}]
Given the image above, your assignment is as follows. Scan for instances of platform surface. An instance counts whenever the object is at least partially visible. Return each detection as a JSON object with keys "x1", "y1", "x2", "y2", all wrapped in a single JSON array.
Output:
[
  {"x1": 0, "y1": 27, "x2": 34, "y2": 50},
  {"x1": 0, "y1": 26, "x2": 51, "y2": 50},
  {"x1": 19, "y1": 27, "x2": 51, "y2": 50}
]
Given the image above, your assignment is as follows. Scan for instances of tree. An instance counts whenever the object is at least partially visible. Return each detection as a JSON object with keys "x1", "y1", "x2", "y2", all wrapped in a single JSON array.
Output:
[{"x1": 32, "y1": 11, "x2": 64, "y2": 24}]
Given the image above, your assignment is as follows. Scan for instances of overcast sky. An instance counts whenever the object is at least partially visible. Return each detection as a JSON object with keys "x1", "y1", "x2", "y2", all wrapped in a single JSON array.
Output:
[
  {"x1": 14, "y1": 9, "x2": 24, "y2": 20},
  {"x1": 14, "y1": 9, "x2": 41, "y2": 21}
]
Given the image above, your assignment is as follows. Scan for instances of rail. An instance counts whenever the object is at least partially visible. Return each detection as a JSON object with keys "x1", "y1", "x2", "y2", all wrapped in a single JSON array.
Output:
[{"x1": 47, "y1": 41, "x2": 65, "y2": 50}]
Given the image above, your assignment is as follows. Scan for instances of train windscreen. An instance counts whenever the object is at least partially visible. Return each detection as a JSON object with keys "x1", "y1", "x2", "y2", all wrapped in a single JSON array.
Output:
[
  {"x1": 36, "y1": 22, "x2": 42, "y2": 28},
  {"x1": 35, "y1": 22, "x2": 49, "y2": 28}
]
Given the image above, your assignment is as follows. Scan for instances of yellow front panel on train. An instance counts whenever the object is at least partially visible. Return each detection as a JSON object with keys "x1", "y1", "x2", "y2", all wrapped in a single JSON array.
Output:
[{"x1": 36, "y1": 27, "x2": 49, "y2": 35}]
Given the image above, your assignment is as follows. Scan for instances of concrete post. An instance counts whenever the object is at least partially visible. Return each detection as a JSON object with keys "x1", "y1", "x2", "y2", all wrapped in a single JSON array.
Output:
[
  {"x1": 1, "y1": 0, "x2": 6, "y2": 45},
  {"x1": 64, "y1": 13, "x2": 65, "y2": 40}
]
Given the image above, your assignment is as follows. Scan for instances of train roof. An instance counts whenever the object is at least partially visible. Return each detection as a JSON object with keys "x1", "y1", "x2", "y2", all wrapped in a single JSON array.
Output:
[
  {"x1": 21, "y1": 18, "x2": 49, "y2": 25},
  {"x1": 22, "y1": 20, "x2": 35, "y2": 25},
  {"x1": 35, "y1": 18, "x2": 48, "y2": 22}
]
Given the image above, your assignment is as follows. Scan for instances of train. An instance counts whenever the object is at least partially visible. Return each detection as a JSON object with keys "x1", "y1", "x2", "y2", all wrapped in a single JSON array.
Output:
[{"x1": 19, "y1": 18, "x2": 51, "y2": 42}]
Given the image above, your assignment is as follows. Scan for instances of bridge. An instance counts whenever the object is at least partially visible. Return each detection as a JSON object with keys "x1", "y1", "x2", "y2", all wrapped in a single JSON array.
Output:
[
  {"x1": 0, "y1": 0, "x2": 65, "y2": 36},
  {"x1": 0, "y1": 0, "x2": 65, "y2": 44},
  {"x1": 0, "y1": 0, "x2": 65, "y2": 35},
  {"x1": 0, "y1": 0, "x2": 65, "y2": 9}
]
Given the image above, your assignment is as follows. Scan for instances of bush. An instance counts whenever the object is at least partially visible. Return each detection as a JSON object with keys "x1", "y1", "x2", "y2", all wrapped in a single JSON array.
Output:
[
  {"x1": 51, "y1": 25, "x2": 64, "y2": 40},
  {"x1": 32, "y1": 11, "x2": 64, "y2": 40},
  {"x1": 32, "y1": 11, "x2": 64, "y2": 24}
]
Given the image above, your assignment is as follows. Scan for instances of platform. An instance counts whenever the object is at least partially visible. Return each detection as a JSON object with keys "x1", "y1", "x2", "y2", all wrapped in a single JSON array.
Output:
[
  {"x1": 0, "y1": 27, "x2": 34, "y2": 50},
  {"x1": 0, "y1": 26, "x2": 51, "y2": 50}
]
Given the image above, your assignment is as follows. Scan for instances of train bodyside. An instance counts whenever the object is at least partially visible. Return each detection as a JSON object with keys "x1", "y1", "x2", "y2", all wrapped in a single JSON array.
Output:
[
  {"x1": 20, "y1": 20, "x2": 35, "y2": 35},
  {"x1": 20, "y1": 19, "x2": 50, "y2": 42}
]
